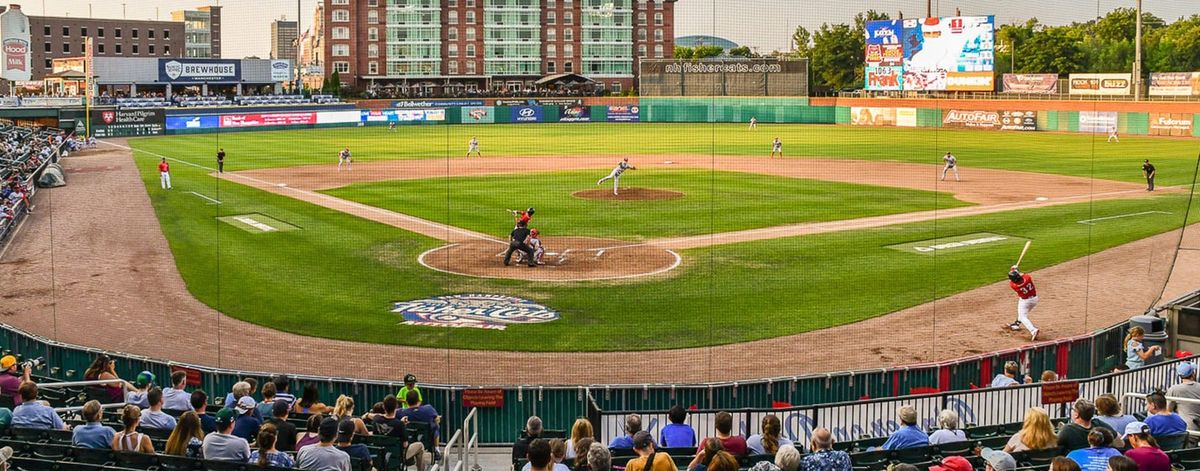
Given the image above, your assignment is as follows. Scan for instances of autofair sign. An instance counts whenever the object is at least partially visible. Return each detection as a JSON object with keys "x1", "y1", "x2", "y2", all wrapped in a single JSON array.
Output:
[{"x1": 942, "y1": 110, "x2": 999, "y2": 128}]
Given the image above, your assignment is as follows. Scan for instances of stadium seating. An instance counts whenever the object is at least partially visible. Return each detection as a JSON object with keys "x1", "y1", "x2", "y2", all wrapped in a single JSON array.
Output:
[
  {"x1": 1, "y1": 125, "x2": 63, "y2": 241},
  {"x1": 114, "y1": 97, "x2": 171, "y2": 109}
]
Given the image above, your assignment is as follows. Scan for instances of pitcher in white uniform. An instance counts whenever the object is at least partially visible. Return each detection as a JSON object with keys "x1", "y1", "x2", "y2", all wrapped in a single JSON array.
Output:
[{"x1": 597, "y1": 158, "x2": 636, "y2": 195}]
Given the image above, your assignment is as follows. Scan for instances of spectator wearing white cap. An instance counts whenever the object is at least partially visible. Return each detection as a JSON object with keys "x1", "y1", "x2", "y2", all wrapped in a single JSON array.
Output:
[
  {"x1": 231, "y1": 396, "x2": 262, "y2": 442},
  {"x1": 1166, "y1": 362, "x2": 1200, "y2": 432},
  {"x1": 1122, "y1": 422, "x2": 1170, "y2": 471},
  {"x1": 980, "y1": 448, "x2": 1017, "y2": 471},
  {"x1": 0, "y1": 446, "x2": 11, "y2": 471}
]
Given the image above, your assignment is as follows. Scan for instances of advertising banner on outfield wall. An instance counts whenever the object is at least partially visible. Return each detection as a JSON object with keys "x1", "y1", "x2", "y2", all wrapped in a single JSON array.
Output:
[
  {"x1": 559, "y1": 105, "x2": 592, "y2": 123},
  {"x1": 461, "y1": 106, "x2": 495, "y2": 124},
  {"x1": 945, "y1": 72, "x2": 995, "y2": 91},
  {"x1": 1149, "y1": 72, "x2": 1200, "y2": 97},
  {"x1": 865, "y1": 66, "x2": 903, "y2": 91},
  {"x1": 361, "y1": 109, "x2": 446, "y2": 123},
  {"x1": 1148, "y1": 113, "x2": 1194, "y2": 137},
  {"x1": 316, "y1": 110, "x2": 363, "y2": 124},
  {"x1": 393, "y1": 99, "x2": 484, "y2": 108},
  {"x1": 91, "y1": 109, "x2": 165, "y2": 137},
  {"x1": 1069, "y1": 73, "x2": 1132, "y2": 96},
  {"x1": 942, "y1": 110, "x2": 1036, "y2": 131},
  {"x1": 511, "y1": 105, "x2": 544, "y2": 123},
  {"x1": 1000, "y1": 111, "x2": 1037, "y2": 131},
  {"x1": 220, "y1": 112, "x2": 316, "y2": 128},
  {"x1": 165, "y1": 115, "x2": 220, "y2": 130},
  {"x1": 606, "y1": 105, "x2": 640, "y2": 122},
  {"x1": 850, "y1": 107, "x2": 896, "y2": 126},
  {"x1": 1002, "y1": 74, "x2": 1058, "y2": 94},
  {"x1": 1079, "y1": 111, "x2": 1118, "y2": 133},
  {"x1": 896, "y1": 108, "x2": 917, "y2": 127}
]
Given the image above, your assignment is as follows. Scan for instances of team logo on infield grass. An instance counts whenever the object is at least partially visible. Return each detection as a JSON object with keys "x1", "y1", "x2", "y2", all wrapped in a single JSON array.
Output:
[{"x1": 392, "y1": 294, "x2": 560, "y2": 330}]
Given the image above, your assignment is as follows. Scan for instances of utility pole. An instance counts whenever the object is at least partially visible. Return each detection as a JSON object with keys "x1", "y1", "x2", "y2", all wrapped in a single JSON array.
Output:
[
  {"x1": 1134, "y1": 0, "x2": 1143, "y2": 100},
  {"x1": 297, "y1": 0, "x2": 303, "y2": 95},
  {"x1": 926, "y1": 0, "x2": 931, "y2": 18}
]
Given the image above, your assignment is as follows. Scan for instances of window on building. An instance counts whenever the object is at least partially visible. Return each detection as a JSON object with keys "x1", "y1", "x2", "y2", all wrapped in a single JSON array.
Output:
[
  {"x1": 132, "y1": 28, "x2": 139, "y2": 38},
  {"x1": 637, "y1": 12, "x2": 646, "y2": 25},
  {"x1": 62, "y1": 26, "x2": 69, "y2": 36},
  {"x1": 612, "y1": 82, "x2": 621, "y2": 93},
  {"x1": 115, "y1": 28, "x2": 122, "y2": 38},
  {"x1": 448, "y1": 43, "x2": 459, "y2": 57},
  {"x1": 331, "y1": 0, "x2": 349, "y2": 4},
  {"x1": 546, "y1": 28, "x2": 556, "y2": 41},
  {"x1": 547, "y1": 60, "x2": 556, "y2": 73},
  {"x1": 564, "y1": 61, "x2": 573, "y2": 72},
  {"x1": 368, "y1": 10, "x2": 379, "y2": 24},
  {"x1": 466, "y1": 0, "x2": 475, "y2": 6},
  {"x1": 564, "y1": 28, "x2": 573, "y2": 41},
  {"x1": 116, "y1": 44, "x2": 122, "y2": 53},
  {"x1": 368, "y1": 0, "x2": 378, "y2": 6},
  {"x1": 148, "y1": 29, "x2": 155, "y2": 39},
  {"x1": 654, "y1": 44, "x2": 663, "y2": 58},
  {"x1": 333, "y1": 61, "x2": 349, "y2": 73},
  {"x1": 547, "y1": 0, "x2": 555, "y2": 6},
  {"x1": 637, "y1": 45, "x2": 646, "y2": 56},
  {"x1": 368, "y1": 27, "x2": 378, "y2": 41},
  {"x1": 149, "y1": 44, "x2": 155, "y2": 54},
  {"x1": 43, "y1": 42, "x2": 50, "y2": 52},
  {"x1": 164, "y1": 45, "x2": 170, "y2": 54},
  {"x1": 98, "y1": 43, "x2": 106, "y2": 54},
  {"x1": 564, "y1": 44, "x2": 573, "y2": 56},
  {"x1": 44, "y1": 59, "x2": 51, "y2": 69},
  {"x1": 98, "y1": 27, "x2": 105, "y2": 37},
  {"x1": 654, "y1": 29, "x2": 662, "y2": 41},
  {"x1": 654, "y1": 12, "x2": 663, "y2": 25},
  {"x1": 132, "y1": 44, "x2": 139, "y2": 54},
  {"x1": 466, "y1": 44, "x2": 476, "y2": 57},
  {"x1": 368, "y1": 62, "x2": 378, "y2": 74},
  {"x1": 332, "y1": 27, "x2": 350, "y2": 39},
  {"x1": 466, "y1": 60, "x2": 476, "y2": 74},
  {"x1": 449, "y1": 60, "x2": 459, "y2": 74},
  {"x1": 546, "y1": 11, "x2": 556, "y2": 24},
  {"x1": 466, "y1": 11, "x2": 475, "y2": 24},
  {"x1": 564, "y1": 12, "x2": 573, "y2": 24},
  {"x1": 448, "y1": 27, "x2": 457, "y2": 40},
  {"x1": 449, "y1": 0, "x2": 457, "y2": 6},
  {"x1": 164, "y1": 29, "x2": 170, "y2": 38},
  {"x1": 80, "y1": 27, "x2": 87, "y2": 36},
  {"x1": 466, "y1": 27, "x2": 475, "y2": 40},
  {"x1": 333, "y1": 44, "x2": 350, "y2": 56},
  {"x1": 332, "y1": 10, "x2": 350, "y2": 22},
  {"x1": 449, "y1": 10, "x2": 458, "y2": 24},
  {"x1": 638, "y1": 28, "x2": 646, "y2": 40},
  {"x1": 368, "y1": 44, "x2": 379, "y2": 57},
  {"x1": 62, "y1": 42, "x2": 70, "y2": 53},
  {"x1": 43, "y1": 25, "x2": 49, "y2": 36}
]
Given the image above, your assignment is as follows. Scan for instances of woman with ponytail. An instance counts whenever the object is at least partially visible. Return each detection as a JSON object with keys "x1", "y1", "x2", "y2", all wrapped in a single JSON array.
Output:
[
  {"x1": 247, "y1": 424, "x2": 295, "y2": 468},
  {"x1": 747, "y1": 415, "x2": 791, "y2": 455},
  {"x1": 1125, "y1": 327, "x2": 1161, "y2": 369}
]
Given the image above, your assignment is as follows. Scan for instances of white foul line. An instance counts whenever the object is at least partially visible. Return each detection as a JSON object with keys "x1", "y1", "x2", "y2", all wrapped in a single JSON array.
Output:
[
  {"x1": 1077, "y1": 211, "x2": 1171, "y2": 225},
  {"x1": 189, "y1": 191, "x2": 221, "y2": 204}
]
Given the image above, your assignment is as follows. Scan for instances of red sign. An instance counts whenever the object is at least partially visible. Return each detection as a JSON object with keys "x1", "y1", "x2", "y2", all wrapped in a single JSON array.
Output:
[
  {"x1": 220, "y1": 112, "x2": 317, "y2": 128},
  {"x1": 461, "y1": 388, "x2": 505, "y2": 408},
  {"x1": 4, "y1": 39, "x2": 27, "y2": 72},
  {"x1": 1040, "y1": 380, "x2": 1080, "y2": 405},
  {"x1": 170, "y1": 365, "x2": 203, "y2": 387},
  {"x1": 101, "y1": 111, "x2": 115, "y2": 124}
]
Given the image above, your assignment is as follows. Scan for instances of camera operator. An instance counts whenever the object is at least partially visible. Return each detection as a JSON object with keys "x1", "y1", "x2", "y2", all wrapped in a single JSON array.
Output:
[{"x1": 0, "y1": 355, "x2": 31, "y2": 406}]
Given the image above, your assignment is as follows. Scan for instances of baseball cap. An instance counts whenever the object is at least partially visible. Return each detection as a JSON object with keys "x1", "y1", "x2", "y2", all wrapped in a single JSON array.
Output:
[
  {"x1": 235, "y1": 395, "x2": 256, "y2": 414},
  {"x1": 1179, "y1": 362, "x2": 1196, "y2": 378},
  {"x1": 134, "y1": 371, "x2": 156, "y2": 388},
  {"x1": 1123, "y1": 421, "x2": 1151, "y2": 439},
  {"x1": 0, "y1": 446, "x2": 11, "y2": 465},
  {"x1": 404, "y1": 374, "x2": 417, "y2": 384},
  {"x1": 337, "y1": 418, "x2": 357, "y2": 442},
  {"x1": 272, "y1": 400, "x2": 289, "y2": 417},
  {"x1": 981, "y1": 448, "x2": 1016, "y2": 471},
  {"x1": 632, "y1": 430, "x2": 654, "y2": 450},
  {"x1": 930, "y1": 456, "x2": 974, "y2": 471},
  {"x1": 0, "y1": 356, "x2": 15, "y2": 369},
  {"x1": 214, "y1": 407, "x2": 237, "y2": 427}
]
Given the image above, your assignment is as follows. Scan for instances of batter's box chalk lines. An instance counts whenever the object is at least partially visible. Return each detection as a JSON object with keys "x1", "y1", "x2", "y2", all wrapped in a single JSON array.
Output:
[{"x1": 1077, "y1": 211, "x2": 1171, "y2": 225}]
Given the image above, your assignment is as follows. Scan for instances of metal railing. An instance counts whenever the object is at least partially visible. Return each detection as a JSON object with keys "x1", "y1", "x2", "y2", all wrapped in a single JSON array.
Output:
[
  {"x1": 1122, "y1": 391, "x2": 1200, "y2": 438},
  {"x1": 439, "y1": 407, "x2": 480, "y2": 471}
]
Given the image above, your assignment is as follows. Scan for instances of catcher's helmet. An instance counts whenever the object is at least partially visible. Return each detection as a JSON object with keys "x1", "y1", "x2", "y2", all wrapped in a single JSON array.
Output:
[{"x1": 531, "y1": 229, "x2": 539, "y2": 237}]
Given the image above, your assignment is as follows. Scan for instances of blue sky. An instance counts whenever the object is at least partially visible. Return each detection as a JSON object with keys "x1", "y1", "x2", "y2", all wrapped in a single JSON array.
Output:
[{"x1": 33, "y1": 0, "x2": 1199, "y2": 58}]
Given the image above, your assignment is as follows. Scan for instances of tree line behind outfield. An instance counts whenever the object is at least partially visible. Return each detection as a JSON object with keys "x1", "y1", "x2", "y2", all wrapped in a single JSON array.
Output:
[{"x1": 750, "y1": 8, "x2": 1200, "y2": 92}]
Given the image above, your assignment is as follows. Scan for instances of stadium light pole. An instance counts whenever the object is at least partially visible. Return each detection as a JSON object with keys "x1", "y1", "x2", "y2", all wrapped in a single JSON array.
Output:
[{"x1": 1133, "y1": 0, "x2": 1143, "y2": 101}]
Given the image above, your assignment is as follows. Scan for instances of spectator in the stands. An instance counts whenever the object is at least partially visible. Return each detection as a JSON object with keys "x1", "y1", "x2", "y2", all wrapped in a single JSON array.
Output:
[
  {"x1": 991, "y1": 361, "x2": 1032, "y2": 388},
  {"x1": 982, "y1": 448, "x2": 1017, "y2": 471},
  {"x1": 203, "y1": 408, "x2": 251, "y2": 461},
  {"x1": 124, "y1": 371, "x2": 155, "y2": 408},
  {"x1": 1167, "y1": 362, "x2": 1200, "y2": 432},
  {"x1": 398, "y1": 390, "x2": 441, "y2": 453},
  {"x1": 587, "y1": 442, "x2": 611, "y2": 471},
  {"x1": 334, "y1": 418, "x2": 373, "y2": 468},
  {"x1": 1042, "y1": 371, "x2": 1060, "y2": 382},
  {"x1": 112, "y1": 405, "x2": 155, "y2": 453},
  {"x1": 1095, "y1": 394, "x2": 1136, "y2": 433},
  {"x1": 526, "y1": 439, "x2": 555, "y2": 471},
  {"x1": 881, "y1": 405, "x2": 929, "y2": 450},
  {"x1": 928, "y1": 409, "x2": 968, "y2": 445},
  {"x1": 1004, "y1": 407, "x2": 1057, "y2": 453},
  {"x1": 249, "y1": 424, "x2": 295, "y2": 468},
  {"x1": 71, "y1": 400, "x2": 115, "y2": 449},
  {"x1": 396, "y1": 373, "x2": 423, "y2": 405},
  {"x1": 296, "y1": 417, "x2": 351, "y2": 471},
  {"x1": 515, "y1": 416, "x2": 545, "y2": 468},
  {"x1": 162, "y1": 371, "x2": 193, "y2": 412},
  {"x1": 164, "y1": 411, "x2": 205, "y2": 458},
  {"x1": 1058, "y1": 399, "x2": 1116, "y2": 452},
  {"x1": 0, "y1": 356, "x2": 30, "y2": 406},
  {"x1": 273, "y1": 375, "x2": 296, "y2": 408},
  {"x1": 1067, "y1": 429, "x2": 1121, "y2": 471},
  {"x1": 264, "y1": 399, "x2": 298, "y2": 452},
  {"x1": 626, "y1": 431, "x2": 676, "y2": 471},
  {"x1": 1122, "y1": 422, "x2": 1170, "y2": 471},
  {"x1": 767, "y1": 444, "x2": 801, "y2": 471},
  {"x1": 707, "y1": 411, "x2": 748, "y2": 456},
  {"x1": 929, "y1": 456, "x2": 974, "y2": 471},
  {"x1": 140, "y1": 387, "x2": 178, "y2": 430},
  {"x1": 1051, "y1": 457, "x2": 1082, "y2": 471},
  {"x1": 296, "y1": 413, "x2": 324, "y2": 450},
  {"x1": 800, "y1": 428, "x2": 850, "y2": 471},
  {"x1": 1144, "y1": 391, "x2": 1187, "y2": 436},
  {"x1": 1125, "y1": 327, "x2": 1161, "y2": 369},
  {"x1": 661, "y1": 405, "x2": 697, "y2": 449},
  {"x1": 232, "y1": 395, "x2": 262, "y2": 441},
  {"x1": 706, "y1": 451, "x2": 739, "y2": 471},
  {"x1": 572, "y1": 438, "x2": 594, "y2": 471},
  {"x1": 546, "y1": 439, "x2": 571, "y2": 471},
  {"x1": 370, "y1": 395, "x2": 402, "y2": 435},
  {"x1": 748, "y1": 414, "x2": 792, "y2": 455},
  {"x1": 1106, "y1": 456, "x2": 1138, "y2": 471},
  {"x1": 610, "y1": 413, "x2": 641, "y2": 449},
  {"x1": 191, "y1": 390, "x2": 217, "y2": 435},
  {"x1": 687, "y1": 437, "x2": 723, "y2": 471},
  {"x1": 223, "y1": 380, "x2": 253, "y2": 408},
  {"x1": 257, "y1": 382, "x2": 277, "y2": 417},
  {"x1": 567, "y1": 418, "x2": 594, "y2": 460},
  {"x1": 294, "y1": 383, "x2": 329, "y2": 414},
  {"x1": 11, "y1": 382, "x2": 67, "y2": 430},
  {"x1": 331, "y1": 394, "x2": 370, "y2": 436}
]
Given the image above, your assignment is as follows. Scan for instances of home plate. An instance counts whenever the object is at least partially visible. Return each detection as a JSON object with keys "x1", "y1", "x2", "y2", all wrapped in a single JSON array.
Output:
[{"x1": 1035, "y1": 197, "x2": 1049, "y2": 202}]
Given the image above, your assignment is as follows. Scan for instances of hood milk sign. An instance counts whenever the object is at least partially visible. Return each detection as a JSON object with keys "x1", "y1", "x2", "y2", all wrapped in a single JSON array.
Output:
[
  {"x1": 159, "y1": 59, "x2": 241, "y2": 83},
  {"x1": 392, "y1": 294, "x2": 560, "y2": 330}
]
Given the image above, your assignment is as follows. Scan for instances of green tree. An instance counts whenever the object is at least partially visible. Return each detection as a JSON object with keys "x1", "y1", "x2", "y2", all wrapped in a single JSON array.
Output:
[
  {"x1": 728, "y1": 46, "x2": 754, "y2": 58},
  {"x1": 791, "y1": 26, "x2": 812, "y2": 59},
  {"x1": 1016, "y1": 26, "x2": 1087, "y2": 74},
  {"x1": 995, "y1": 19, "x2": 1038, "y2": 75},
  {"x1": 674, "y1": 46, "x2": 694, "y2": 60},
  {"x1": 810, "y1": 23, "x2": 862, "y2": 90},
  {"x1": 325, "y1": 71, "x2": 342, "y2": 96},
  {"x1": 1144, "y1": 14, "x2": 1200, "y2": 73},
  {"x1": 693, "y1": 45, "x2": 725, "y2": 59}
]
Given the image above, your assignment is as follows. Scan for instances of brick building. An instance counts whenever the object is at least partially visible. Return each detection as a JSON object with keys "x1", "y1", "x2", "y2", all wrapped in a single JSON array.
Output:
[
  {"x1": 26, "y1": 15, "x2": 184, "y2": 81},
  {"x1": 170, "y1": 6, "x2": 222, "y2": 58},
  {"x1": 320, "y1": 0, "x2": 675, "y2": 94}
]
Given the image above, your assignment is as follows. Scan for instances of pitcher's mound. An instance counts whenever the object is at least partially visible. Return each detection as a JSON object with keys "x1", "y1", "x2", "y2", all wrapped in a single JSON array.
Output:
[
  {"x1": 572, "y1": 188, "x2": 685, "y2": 201},
  {"x1": 419, "y1": 236, "x2": 681, "y2": 282}
]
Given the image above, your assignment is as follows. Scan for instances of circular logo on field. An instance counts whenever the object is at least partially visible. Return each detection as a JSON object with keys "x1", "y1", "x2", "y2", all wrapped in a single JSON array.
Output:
[{"x1": 391, "y1": 294, "x2": 559, "y2": 330}]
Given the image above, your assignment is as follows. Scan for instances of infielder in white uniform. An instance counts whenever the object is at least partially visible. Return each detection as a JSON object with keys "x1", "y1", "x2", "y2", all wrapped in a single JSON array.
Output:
[
  {"x1": 467, "y1": 137, "x2": 481, "y2": 157},
  {"x1": 941, "y1": 152, "x2": 960, "y2": 182},
  {"x1": 1107, "y1": 127, "x2": 1119, "y2": 143},
  {"x1": 597, "y1": 158, "x2": 636, "y2": 195},
  {"x1": 770, "y1": 138, "x2": 783, "y2": 158},
  {"x1": 337, "y1": 148, "x2": 353, "y2": 171}
]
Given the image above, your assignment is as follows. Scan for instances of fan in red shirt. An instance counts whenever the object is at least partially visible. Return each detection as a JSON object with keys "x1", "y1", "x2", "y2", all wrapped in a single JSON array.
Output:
[{"x1": 1008, "y1": 266, "x2": 1040, "y2": 341}]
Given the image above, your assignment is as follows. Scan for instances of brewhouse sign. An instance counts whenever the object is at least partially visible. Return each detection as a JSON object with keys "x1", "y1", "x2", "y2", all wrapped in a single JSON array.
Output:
[{"x1": 158, "y1": 58, "x2": 242, "y2": 83}]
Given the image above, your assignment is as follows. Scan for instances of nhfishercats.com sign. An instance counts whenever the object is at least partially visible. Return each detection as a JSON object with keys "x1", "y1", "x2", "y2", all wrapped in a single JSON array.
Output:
[
  {"x1": 392, "y1": 294, "x2": 560, "y2": 330},
  {"x1": 158, "y1": 59, "x2": 241, "y2": 83}
]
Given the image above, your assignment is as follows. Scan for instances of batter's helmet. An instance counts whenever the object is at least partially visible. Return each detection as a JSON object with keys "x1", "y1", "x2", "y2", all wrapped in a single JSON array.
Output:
[
  {"x1": 1008, "y1": 269, "x2": 1023, "y2": 283},
  {"x1": 527, "y1": 207, "x2": 535, "y2": 215}
]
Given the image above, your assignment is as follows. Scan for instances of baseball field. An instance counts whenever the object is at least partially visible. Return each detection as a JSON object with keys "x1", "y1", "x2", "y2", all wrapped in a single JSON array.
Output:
[{"x1": 123, "y1": 123, "x2": 1200, "y2": 354}]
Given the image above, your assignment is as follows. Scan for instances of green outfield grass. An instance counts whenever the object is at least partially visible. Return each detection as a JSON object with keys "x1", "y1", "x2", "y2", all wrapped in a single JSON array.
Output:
[
  {"x1": 129, "y1": 123, "x2": 1200, "y2": 185},
  {"x1": 128, "y1": 126, "x2": 1200, "y2": 351},
  {"x1": 320, "y1": 169, "x2": 971, "y2": 240}
]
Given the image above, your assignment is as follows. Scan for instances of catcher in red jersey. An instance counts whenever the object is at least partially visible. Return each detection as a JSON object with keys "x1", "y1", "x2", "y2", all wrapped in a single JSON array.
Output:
[{"x1": 1008, "y1": 266, "x2": 1040, "y2": 341}]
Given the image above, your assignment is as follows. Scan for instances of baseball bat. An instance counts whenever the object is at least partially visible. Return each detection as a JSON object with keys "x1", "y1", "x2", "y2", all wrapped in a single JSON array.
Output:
[{"x1": 1014, "y1": 240, "x2": 1032, "y2": 268}]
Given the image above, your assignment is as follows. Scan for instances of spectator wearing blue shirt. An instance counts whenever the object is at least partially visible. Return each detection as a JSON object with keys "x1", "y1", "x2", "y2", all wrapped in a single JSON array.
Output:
[
  {"x1": 660, "y1": 405, "x2": 697, "y2": 449},
  {"x1": 881, "y1": 405, "x2": 929, "y2": 450},
  {"x1": 609, "y1": 413, "x2": 640, "y2": 449},
  {"x1": 11, "y1": 382, "x2": 67, "y2": 430},
  {"x1": 1066, "y1": 429, "x2": 1122, "y2": 471},
  {"x1": 191, "y1": 390, "x2": 218, "y2": 435},
  {"x1": 1144, "y1": 392, "x2": 1188, "y2": 436},
  {"x1": 71, "y1": 400, "x2": 115, "y2": 449},
  {"x1": 231, "y1": 396, "x2": 262, "y2": 442},
  {"x1": 398, "y1": 390, "x2": 441, "y2": 451},
  {"x1": 991, "y1": 361, "x2": 1033, "y2": 388}
]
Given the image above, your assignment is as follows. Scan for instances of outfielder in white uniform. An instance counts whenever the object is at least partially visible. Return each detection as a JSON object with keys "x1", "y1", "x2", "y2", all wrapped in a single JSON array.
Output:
[
  {"x1": 1107, "y1": 127, "x2": 1119, "y2": 143},
  {"x1": 770, "y1": 138, "x2": 783, "y2": 158},
  {"x1": 941, "y1": 152, "x2": 960, "y2": 182},
  {"x1": 337, "y1": 148, "x2": 353, "y2": 171},
  {"x1": 749, "y1": 117, "x2": 758, "y2": 130},
  {"x1": 467, "y1": 137, "x2": 481, "y2": 157},
  {"x1": 597, "y1": 158, "x2": 636, "y2": 195}
]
